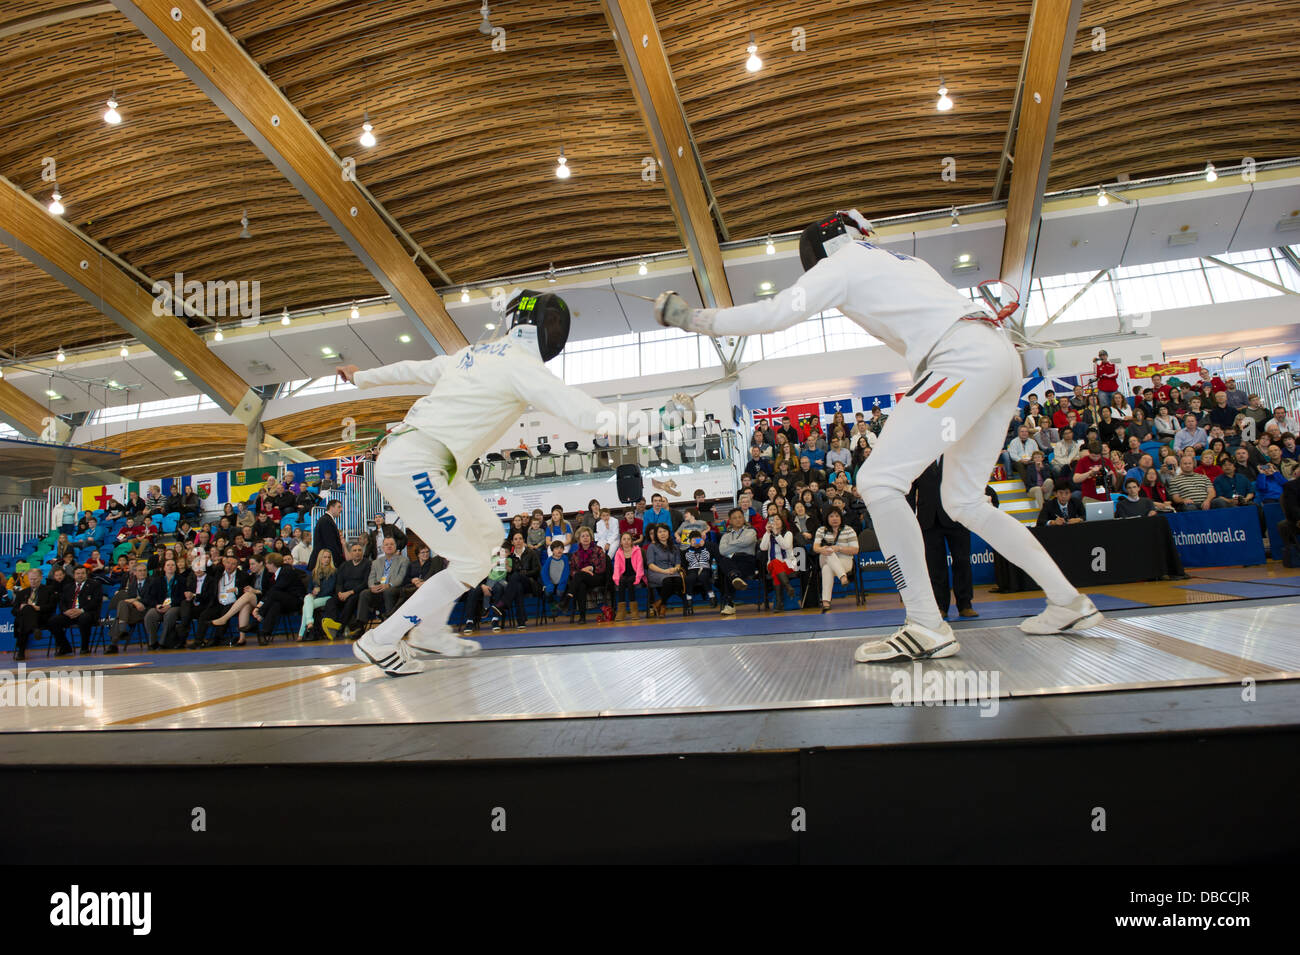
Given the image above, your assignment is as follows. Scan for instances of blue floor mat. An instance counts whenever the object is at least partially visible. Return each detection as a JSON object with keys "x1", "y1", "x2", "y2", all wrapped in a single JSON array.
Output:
[
  {"x1": 1242, "y1": 578, "x2": 1300, "y2": 590},
  {"x1": 1179, "y1": 581, "x2": 1300, "y2": 599}
]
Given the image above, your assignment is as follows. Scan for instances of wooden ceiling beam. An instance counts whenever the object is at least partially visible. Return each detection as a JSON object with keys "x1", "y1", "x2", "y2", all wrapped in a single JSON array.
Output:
[
  {"x1": 600, "y1": 0, "x2": 733, "y2": 308},
  {"x1": 999, "y1": 0, "x2": 1083, "y2": 300},
  {"x1": 0, "y1": 378, "x2": 60, "y2": 440},
  {"x1": 0, "y1": 173, "x2": 262, "y2": 425},
  {"x1": 111, "y1": 0, "x2": 467, "y2": 355}
]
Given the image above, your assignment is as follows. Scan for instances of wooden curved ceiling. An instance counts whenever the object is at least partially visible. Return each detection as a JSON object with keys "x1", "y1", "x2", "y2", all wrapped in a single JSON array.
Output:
[{"x1": 0, "y1": 0, "x2": 1296, "y2": 367}]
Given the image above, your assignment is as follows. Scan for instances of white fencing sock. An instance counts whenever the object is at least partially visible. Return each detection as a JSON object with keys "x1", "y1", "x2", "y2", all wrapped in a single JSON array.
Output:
[
  {"x1": 950, "y1": 501, "x2": 1080, "y2": 607},
  {"x1": 366, "y1": 568, "x2": 470, "y2": 647},
  {"x1": 864, "y1": 491, "x2": 946, "y2": 630}
]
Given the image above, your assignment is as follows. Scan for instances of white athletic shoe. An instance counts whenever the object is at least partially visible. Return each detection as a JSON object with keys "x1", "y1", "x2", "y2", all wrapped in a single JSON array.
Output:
[
  {"x1": 353, "y1": 631, "x2": 427, "y2": 677},
  {"x1": 405, "y1": 624, "x2": 482, "y2": 659},
  {"x1": 1019, "y1": 595, "x2": 1104, "y2": 635},
  {"x1": 854, "y1": 620, "x2": 959, "y2": 663}
]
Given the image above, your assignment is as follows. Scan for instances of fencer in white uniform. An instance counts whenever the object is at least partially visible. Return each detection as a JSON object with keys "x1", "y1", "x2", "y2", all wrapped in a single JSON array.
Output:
[
  {"x1": 337, "y1": 290, "x2": 605, "y2": 676},
  {"x1": 656, "y1": 210, "x2": 1103, "y2": 661}
]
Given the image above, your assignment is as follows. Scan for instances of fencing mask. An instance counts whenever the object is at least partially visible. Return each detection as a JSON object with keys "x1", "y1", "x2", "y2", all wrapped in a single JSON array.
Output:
[
  {"x1": 505, "y1": 289, "x2": 570, "y2": 362},
  {"x1": 798, "y1": 209, "x2": 874, "y2": 271}
]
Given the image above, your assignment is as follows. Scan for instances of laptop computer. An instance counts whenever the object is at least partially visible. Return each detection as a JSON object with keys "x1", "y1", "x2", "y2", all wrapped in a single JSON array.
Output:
[{"x1": 1085, "y1": 499, "x2": 1115, "y2": 521}]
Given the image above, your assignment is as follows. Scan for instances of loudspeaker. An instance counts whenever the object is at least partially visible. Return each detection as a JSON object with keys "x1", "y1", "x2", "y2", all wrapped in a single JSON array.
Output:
[{"x1": 616, "y1": 464, "x2": 643, "y2": 504}]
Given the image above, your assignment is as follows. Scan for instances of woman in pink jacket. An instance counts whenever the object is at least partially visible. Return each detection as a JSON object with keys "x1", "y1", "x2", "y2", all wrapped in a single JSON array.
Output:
[{"x1": 612, "y1": 531, "x2": 646, "y2": 621}]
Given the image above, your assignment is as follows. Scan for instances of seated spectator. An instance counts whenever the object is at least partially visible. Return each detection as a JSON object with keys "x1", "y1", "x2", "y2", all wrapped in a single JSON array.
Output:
[
  {"x1": 1023, "y1": 450, "x2": 1056, "y2": 509},
  {"x1": 320, "y1": 543, "x2": 370, "y2": 640},
  {"x1": 1152, "y1": 405, "x2": 1179, "y2": 441},
  {"x1": 544, "y1": 505, "x2": 573, "y2": 553},
  {"x1": 590, "y1": 507, "x2": 620, "y2": 556},
  {"x1": 611, "y1": 532, "x2": 645, "y2": 620},
  {"x1": 675, "y1": 508, "x2": 710, "y2": 546},
  {"x1": 180, "y1": 486, "x2": 202, "y2": 519},
  {"x1": 1242, "y1": 394, "x2": 1270, "y2": 432},
  {"x1": 795, "y1": 456, "x2": 826, "y2": 488},
  {"x1": 13, "y1": 568, "x2": 65, "y2": 660},
  {"x1": 1205, "y1": 390, "x2": 1238, "y2": 435},
  {"x1": 123, "y1": 490, "x2": 147, "y2": 518},
  {"x1": 1266, "y1": 443, "x2": 1297, "y2": 479},
  {"x1": 759, "y1": 513, "x2": 797, "y2": 613},
  {"x1": 1037, "y1": 484, "x2": 1085, "y2": 526},
  {"x1": 682, "y1": 529, "x2": 714, "y2": 607},
  {"x1": 1268, "y1": 405, "x2": 1300, "y2": 437},
  {"x1": 1256, "y1": 460, "x2": 1287, "y2": 503},
  {"x1": 483, "y1": 533, "x2": 536, "y2": 630},
  {"x1": 812, "y1": 508, "x2": 857, "y2": 613},
  {"x1": 1073, "y1": 442, "x2": 1118, "y2": 501},
  {"x1": 801, "y1": 434, "x2": 826, "y2": 469},
  {"x1": 103, "y1": 495, "x2": 126, "y2": 521},
  {"x1": 576, "y1": 499, "x2": 602, "y2": 533},
  {"x1": 1195, "y1": 449, "x2": 1224, "y2": 482},
  {"x1": 1170, "y1": 457, "x2": 1229, "y2": 510},
  {"x1": 349, "y1": 537, "x2": 405, "y2": 637},
  {"x1": 291, "y1": 530, "x2": 313, "y2": 568},
  {"x1": 523, "y1": 513, "x2": 547, "y2": 549},
  {"x1": 1004, "y1": 425, "x2": 1037, "y2": 480},
  {"x1": 643, "y1": 524, "x2": 685, "y2": 617},
  {"x1": 1115, "y1": 479, "x2": 1157, "y2": 518},
  {"x1": 1051, "y1": 427, "x2": 1080, "y2": 478},
  {"x1": 716, "y1": 508, "x2": 758, "y2": 614},
  {"x1": 1126, "y1": 453, "x2": 1155, "y2": 486},
  {"x1": 825, "y1": 436, "x2": 851, "y2": 473},
  {"x1": 642, "y1": 494, "x2": 675, "y2": 536},
  {"x1": 1127, "y1": 408, "x2": 1154, "y2": 442},
  {"x1": 1140, "y1": 468, "x2": 1177, "y2": 512},
  {"x1": 541, "y1": 540, "x2": 570, "y2": 615},
  {"x1": 1173, "y1": 414, "x2": 1208, "y2": 454},
  {"x1": 566, "y1": 526, "x2": 608, "y2": 624},
  {"x1": 296, "y1": 550, "x2": 336, "y2": 641},
  {"x1": 1213, "y1": 458, "x2": 1255, "y2": 506},
  {"x1": 745, "y1": 445, "x2": 774, "y2": 482}
]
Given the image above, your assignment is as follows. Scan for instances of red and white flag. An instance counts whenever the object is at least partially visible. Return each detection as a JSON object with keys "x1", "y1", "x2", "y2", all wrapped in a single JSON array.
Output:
[{"x1": 338, "y1": 455, "x2": 363, "y2": 477}]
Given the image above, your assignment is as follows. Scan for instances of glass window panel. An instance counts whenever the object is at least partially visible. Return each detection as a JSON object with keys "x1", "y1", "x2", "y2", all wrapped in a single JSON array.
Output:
[
  {"x1": 1204, "y1": 258, "x2": 1284, "y2": 303},
  {"x1": 758, "y1": 317, "x2": 825, "y2": 361}
]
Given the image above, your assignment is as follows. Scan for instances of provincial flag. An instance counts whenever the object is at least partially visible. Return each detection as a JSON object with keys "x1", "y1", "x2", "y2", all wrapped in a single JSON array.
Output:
[
  {"x1": 822, "y1": 399, "x2": 854, "y2": 417},
  {"x1": 860, "y1": 393, "x2": 895, "y2": 414},
  {"x1": 339, "y1": 455, "x2": 363, "y2": 477},
  {"x1": 229, "y1": 468, "x2": 264, "y2": 504},
  {"x1": 785, "y1": 401, "x2": 822, "y2": 440},
  {"x1": 80, "y1": 481, "x2": 139, "y2": 513}
]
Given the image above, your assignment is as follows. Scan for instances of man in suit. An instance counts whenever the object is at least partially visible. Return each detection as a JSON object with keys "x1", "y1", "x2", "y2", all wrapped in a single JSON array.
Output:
[
  {"x1": 13, "y1": 568, "x2": 65, "y2": 660},
  {"x1": 362, "y1": 511, "x2": 407, "y2": 560},
  {"x1": 908, "y1": 459, "x2": 977, "y2": 620},
  {"x1": 323, "y1": 542, "x2": 370, "y2": 640},
  {"x1": 49, "y1": 566, "x2": 103, "y2": 655},
  {"x1": 350, "y1": 536, "x2": 408, "y2": 637},
  {"x1": 143, "y1": 558, "x2": 187, "y2": 650},
  {"x1": 1037, "y1": 484, "x2": 1086, "y2": 526},
  {"x1": 251, "y1": 552, "x2": 305, "y2": 643},
  {"x1": 308, "y1": 499, "x2": 346, "y2": 574},
  {"x1": 193, "y1": 552, "x2": 251, "y2": 647},
  {"x1": 106, "y1": 563, "x2": 150, "y2": 654},
  {"x1": 183, "y1": 561, "x2": 220, "y2": 648}
]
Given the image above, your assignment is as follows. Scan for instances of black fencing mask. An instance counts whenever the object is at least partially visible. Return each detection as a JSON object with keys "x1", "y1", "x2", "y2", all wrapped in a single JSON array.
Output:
[
  {"x1": 506, "y1": 289, "x2": 570, "y2": 362},
  {"x1": 798, "y1": 209, "x2": 873, "y2": 271}
]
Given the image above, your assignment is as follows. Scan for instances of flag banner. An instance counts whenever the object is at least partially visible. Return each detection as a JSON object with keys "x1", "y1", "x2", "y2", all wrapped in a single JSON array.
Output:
[
  {"x1": 822, "y1": 398, "x2": 856, "y2": 418},
  {"x1": 228, "y1": 468, "x2": 269, "y2": 504},
  {"x1": 752, "y1": 406, "x2": 785, "y2": 430},
  {"x1": 283, "y1": 460, "x2": 333, "y2": 488},
  {"x1": 1020, "y1": 374, "x2": 1080, "y2": 402},
  {"x1": 785, "y1": 402, "x2": 822, "y2": 440},
  {"x1": 80, "y1": 482, "x2": 138, "y2": 513},
  {"x1": 1128, "y1": 359, "x2": 1200, "y2": 380},
  {"x1": 338, "y1": 455, "x2": 364, "y2": 478},
  {"x1": 860, "y1": 393, "x2": 895, "y2": 414},
  {"x1": 185, "y1": 472, "x2": 227, "y2": 511}
]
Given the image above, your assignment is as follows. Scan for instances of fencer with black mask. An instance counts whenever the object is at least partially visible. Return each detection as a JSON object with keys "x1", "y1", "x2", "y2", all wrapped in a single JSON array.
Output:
[
  {"x1": 337, "y1": 290, "x2": 606, "y2": 675},
  {"x1": 656, "y1": 210, "x2": 1103, "y2": 662}
]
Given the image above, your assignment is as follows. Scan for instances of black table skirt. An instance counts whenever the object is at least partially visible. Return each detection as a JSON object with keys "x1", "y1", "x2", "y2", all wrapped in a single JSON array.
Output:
[{"x1": 993, "y1": 515, "x2": 1186, "y2": 592}]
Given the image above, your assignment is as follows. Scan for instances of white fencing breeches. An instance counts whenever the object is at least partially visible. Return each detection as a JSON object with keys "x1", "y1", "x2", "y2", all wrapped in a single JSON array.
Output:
[
  {"x1": 367, "y1": 428, "x2": 504, "y2": 646},
  {"x1": 858, "y1": 321, "x2": 1080, "y2": 628}
]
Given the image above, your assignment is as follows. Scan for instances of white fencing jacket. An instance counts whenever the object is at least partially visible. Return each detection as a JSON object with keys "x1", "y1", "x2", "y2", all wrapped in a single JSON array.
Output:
[
  {"x1": 353, "y1": 332, "x2": 605, "y2": 480},
  {"x1": 698, "y1": 241, "x2": 992, "y2": 378}
]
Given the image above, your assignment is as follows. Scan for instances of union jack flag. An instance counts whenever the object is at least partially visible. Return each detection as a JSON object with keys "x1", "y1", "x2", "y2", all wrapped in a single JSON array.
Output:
[
  {"x1": 338, "y1": 455, "x2": 363, "y2": 477},
  {"x1": 752, "y1": 406, "x2": 785, "y2": 429}
]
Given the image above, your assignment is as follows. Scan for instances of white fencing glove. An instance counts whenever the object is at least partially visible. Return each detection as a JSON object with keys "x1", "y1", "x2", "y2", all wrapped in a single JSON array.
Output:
[{"x1": 654, "y1": 291, "x2": 716, "y2": 336}]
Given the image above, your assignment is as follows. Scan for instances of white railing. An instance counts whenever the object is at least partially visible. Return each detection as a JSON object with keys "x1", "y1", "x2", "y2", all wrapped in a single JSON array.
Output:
[
  {"x1": 0, "y1": 512, "x2": 22, "y2": 557},
  {"x1": 1266, "y1": 367, "x2": 1294, "y2": 417},
  {"x1": 1244, "y1": 358, "x2": 1270, "y2": 407},
  {"x1": 1218, "y1": 347, "x2": 1247, "y2": 384},
  {"x1": 19, "y1": 498, "x2": 49, "y2": 549}
]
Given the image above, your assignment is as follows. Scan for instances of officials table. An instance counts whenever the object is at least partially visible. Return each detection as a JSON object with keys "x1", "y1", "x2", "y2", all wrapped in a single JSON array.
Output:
[{"x1": 993, "y1": 514, "x2": 1186, "y2": 592}]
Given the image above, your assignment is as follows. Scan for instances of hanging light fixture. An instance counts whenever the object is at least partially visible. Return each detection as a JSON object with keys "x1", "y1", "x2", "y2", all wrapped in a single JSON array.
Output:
[
  {"x1": 103, "y1": 40, "x2": 121, "y2": 124},
  {"x1": 936, "y1": 78, "x2": 953, "y2": 112},
  {"x1": 1097, "y1": 186, "x2": 1108, "y2": 207},
  {"x1": 1204, "y1": 161, "x2": 1217, "y2": 182},
  {"x1": 359, "y1": 110, "x2": 376, "y2": 148},
  {"x1": 638, "y1": 261, "x2": 648, "y2": 276},
  {"x1": 460, "y1": 287, "x2": 470, "y2": 303},
  {"x1": 119, "y1": 344, "x2": 129, "y2": 358},
  {"x1": 281, "y1": 307, "x2": 291, "y2": 326},
  {"x1": 238, "y1": 208, "x2": 251, "y2": 239},
  {"x1": 478, "y1": 1, "x2": 493, "y2": 35},
  {"x1": 555, "y1": 147, "x2": 570, "y2": 179},
  {"x1": 56, "y1": 346, "x2": 66, "y2": 362},
  {"x1": 547, "y1": 263, "x2": 557, "y2": 284},
  {"x1": 350, "y1": 301, "x2": 360, "y2": 319},
  {"x1": 48, "y1": 185, "x2": 64, "y2": 216},
  {"x1": 765, "y1": 235, "x2": 775, "y2": 255},
  {"x1": 949, "y1": 207, "x2": 960, "y2": 228},
  {"x1": 745, "y1": 33, "x2": 762, "y2": 73},
  {"x1": 213, "y1": 327, "x2": 224, "y2": 342}
]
